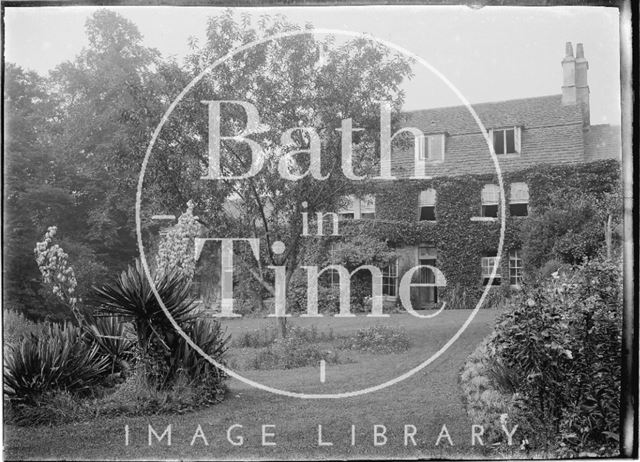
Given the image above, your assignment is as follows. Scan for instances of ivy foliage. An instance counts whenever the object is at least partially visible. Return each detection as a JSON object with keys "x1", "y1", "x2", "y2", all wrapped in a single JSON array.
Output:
[{"x1": 323, "y1": 159, "x2": 621, "y2": 304}]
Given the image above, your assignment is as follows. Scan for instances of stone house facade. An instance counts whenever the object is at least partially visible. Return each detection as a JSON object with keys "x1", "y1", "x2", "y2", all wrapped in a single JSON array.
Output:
[{"x1": 331, "y1": 42, "x2": 621, "y2": 309}]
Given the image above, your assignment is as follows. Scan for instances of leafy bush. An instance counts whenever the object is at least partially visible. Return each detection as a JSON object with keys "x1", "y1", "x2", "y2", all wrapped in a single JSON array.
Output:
[
  {"x1": 339, "y1": 325, "x2": 411, "y2": 354},
  {"x1": 3, "y1": 309, "x2": 46, "y2": 345},
  {"x1": 488, "y1": 255, "x2": 622, "y2": 455},
  {"x1": 233, "y1": 326, "x2": 278, "y2": 348},
  {"x1": 7, "y1": 368, "x2": 226, "y2": 427},
  {"x1": 233, "y1": 324, "x2": 335, "y2": 349},
  {"x1": 249, "y1": 339, "x2": 341, "y2": 370},
  {"x1": 4, "y1": 322, "x2": 111, "y2": 404},
  {"x1": 248, "y1": 327, "x2": 342, "y2": 370},
  {"x1": 460, "y1": 338, "x2": 531, "y2": 448},
  {"x1": 522, "y1": 185, "x2": 621, "y2": 270}
]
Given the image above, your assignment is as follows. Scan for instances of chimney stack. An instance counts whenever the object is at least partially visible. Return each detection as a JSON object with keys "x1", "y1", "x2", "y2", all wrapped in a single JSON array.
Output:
[{"x1": 561, "y1": 42, "x2": 590, "y2": 126}]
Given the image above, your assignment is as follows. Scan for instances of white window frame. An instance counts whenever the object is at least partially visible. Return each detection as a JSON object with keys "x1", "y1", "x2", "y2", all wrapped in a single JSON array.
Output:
[
  {"x1": 382, "y1": 259, "x2": 399, "y2": 297},
  {"x1": 490, "y1": 126, "x2": 521, "y2": 155},
  {"x1": 418, "y1": 189, "x2": 437, "y2": 221},
  {"x1": 509, "y1": 250, "x2": 523, "y2": 287},
  {"x1": 481, "y1": 184, "x2": 500, "y2": 218},
  {"x1": 481, "y1": 256, "x2": 501, "y2": 285},
  {"x1": 509, "y1": 182, "x2": 529, "y2": 217},
  {"x1": 338, "y1": 194, "x2": 376, "y2": 220},
  {"x1": 416, "y1": 134, "x2": 445, "y2": 162},
  {"x1": 360, "y1": 194, "x2": 376, "y2": 219}
]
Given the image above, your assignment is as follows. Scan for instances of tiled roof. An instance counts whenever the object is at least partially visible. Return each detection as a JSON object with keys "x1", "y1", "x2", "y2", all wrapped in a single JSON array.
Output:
[
  {"x1": 401, "y1": 94, "x2": 583, "y2": 135},
  {"x1": 584, "y1": 124, "x2": 621, "y2": 161},
  {"x1": 391, "y1": 94, "x2": 590, "y2": 177}
]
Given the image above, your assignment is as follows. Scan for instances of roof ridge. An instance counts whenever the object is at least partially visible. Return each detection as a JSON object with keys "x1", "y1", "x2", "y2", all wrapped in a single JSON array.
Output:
[{"x1": 403, "y1": 93, "x2": 562, "y2": 115}]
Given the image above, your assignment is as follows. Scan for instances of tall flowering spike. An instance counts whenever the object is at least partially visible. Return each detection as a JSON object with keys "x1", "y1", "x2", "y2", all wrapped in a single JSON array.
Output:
[
  {"x1": 34, "y1": 226, "x2": 84, "y2": 327},
  {"x1": 155, "y1": 200, "x2": 202, "y2": 281}
]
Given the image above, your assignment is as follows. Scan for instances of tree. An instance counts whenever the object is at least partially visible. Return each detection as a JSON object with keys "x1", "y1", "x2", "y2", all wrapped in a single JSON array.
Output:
[
  {"x1": 49, "y1": 9, "x2": 164, "y2": 271},
  {"x1": 522, "y1": 184, "x2": 622, "y2": 273},
  {"x1": 3, "y1": 63, "x2": 75, "y2": 320},
  {"x1": 141, "y1": 10, "x2": 413, "y2": 335},
  {"x1": 4, "y1": 11, "x2": 170, "y2": 320}
]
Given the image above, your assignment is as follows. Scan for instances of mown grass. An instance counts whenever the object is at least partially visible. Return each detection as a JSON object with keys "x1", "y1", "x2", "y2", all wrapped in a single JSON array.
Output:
[{"x1": 3, "y1": 310, "x2": 527, "y2": 461}]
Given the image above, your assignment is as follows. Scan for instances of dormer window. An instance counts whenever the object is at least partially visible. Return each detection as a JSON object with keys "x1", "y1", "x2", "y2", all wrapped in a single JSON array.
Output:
[
  {"x1": 491, "y1": 127, "x2": 521, "y2": 155},
  {"x1": 416, "y1": 134, "x2": 445, "y2": 162}
]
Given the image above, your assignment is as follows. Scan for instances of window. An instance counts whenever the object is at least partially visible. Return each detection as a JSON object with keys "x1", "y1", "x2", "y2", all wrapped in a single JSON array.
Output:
[
  {"x1": 509, "y1": 250, "x2": 523, "y2": 286},
  {"x1": 327, "y1": 242, "x2": 340, "y2": 287},
  {"x1": 419, "y1": 189, "x2": 436, "y2": 221},
  {"x1": 509, "y1": 183, "x2": 529, "y2": 217},
  {"x1": 338, "y1": 195, "x2": 356, "y2": 220},
  {"x1": 481, "y1": 184, "x2": 500, "y2": 218},
  {"x1": 416, "y1": 134, "x2": 445, "y2": 162},
  {"x1": 491, "y1": 127, "x2": 521, "y2": 155},
  {"x1": 481, "y1": 255, "x2": 501, "y2": 286},
  {"x1": 338, "y1": 195, "x2": 375, "y2": 220},
  {"x1": 360, "y1": 195, "x2": 376, "y2": 219},
  {"x1": 382, "y1": 259, "x2": 398, "y2": 296}
]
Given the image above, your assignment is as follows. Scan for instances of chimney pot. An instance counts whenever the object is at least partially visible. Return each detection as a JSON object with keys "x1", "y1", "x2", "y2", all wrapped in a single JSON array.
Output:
[
  {"x1": 565, "y1": 42, "x2": 574, "y2": 58},
  {"x1": 576, "y1": 43, "x2": 585, "y2": 59}
]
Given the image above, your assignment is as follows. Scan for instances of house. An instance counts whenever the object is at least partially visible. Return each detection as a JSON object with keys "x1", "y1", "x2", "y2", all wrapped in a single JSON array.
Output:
[{"x1": 331, "y1": 42, "x2": 621, "y2": 309}]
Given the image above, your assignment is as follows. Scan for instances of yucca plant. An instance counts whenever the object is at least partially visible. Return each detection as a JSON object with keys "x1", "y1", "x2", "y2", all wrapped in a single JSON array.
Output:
[
  {"x1": 4, "y1": 322, "x2": 110, "y2": 404},
  {"x1": 91, "y1": 259, "x2": 226, "y2": 389},
  {"x1": 84, "y1": 315, "x2": 135, "y2": 375},
  {"x1": 168, "y1": 318, "x2": 229, "y2": 385},
  {"x1": 92, "y1": 259, "x2": 199, "y2": 353}
]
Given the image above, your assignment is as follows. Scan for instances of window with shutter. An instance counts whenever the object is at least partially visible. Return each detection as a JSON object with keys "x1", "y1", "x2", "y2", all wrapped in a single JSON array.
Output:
[
  {"x1": 419, "y1": 189, "x2": 436, "y2": 221},
  {"x1": 481, "y1": 184, "x2": 500, "y2": 218},
  {"x1": 509, "y1": 183, "x2": 529, "y2": 216}
]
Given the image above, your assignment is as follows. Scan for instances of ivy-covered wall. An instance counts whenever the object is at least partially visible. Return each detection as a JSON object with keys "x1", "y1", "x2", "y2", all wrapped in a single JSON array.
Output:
[{"x1": 334, "y1": 159, "x2": 621, "y2": 302}]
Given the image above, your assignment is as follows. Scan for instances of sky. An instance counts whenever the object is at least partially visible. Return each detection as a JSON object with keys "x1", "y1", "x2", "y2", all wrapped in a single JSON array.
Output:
[{"x1": 4, "y1": 5, "x2": 622, "y2": 125}]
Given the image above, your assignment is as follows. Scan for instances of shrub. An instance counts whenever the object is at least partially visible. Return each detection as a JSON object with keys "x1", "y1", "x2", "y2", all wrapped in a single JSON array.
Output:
[
  {"x1": 3, "y1": 309, "x2": 46, "y2": 345},
  {"x1": 249, "y1": 338, "x2": 341, "y2": 370},
  {"x1": 4, "y1": 322, "x2": 111, "y2": 404},
  {"x1": 164, "y1": 318, "x2": 229, "y2": 399},
  {"x1": 248, "y1": 328, "x2": 342, "y2": 370},
  {"x1": 460, "y1": 338, "x2": 531, "y2": 447},
  {"x1": 84, "y1": 316, "x2": 135, "y2": 376},
  {"x1": 92, "y1": 259, "x2": 227, "y2": 391},
  {"x1": 233, "y1": 324, "x2": 335, "y2": 349},
  {"x1": 233, "y1": 326, "x2": 278, "y2": 348},
  {"x1": 338, "y1": 325, "x2": 411, "y2": 354},
  {"x1": 488, "y1": 255, "x2": 622, "y2": 455}
]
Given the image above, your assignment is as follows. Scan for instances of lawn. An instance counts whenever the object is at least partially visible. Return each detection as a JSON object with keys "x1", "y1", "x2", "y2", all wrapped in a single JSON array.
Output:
[{"x1": 4, "y1": 309, "x2": 506, "y2": 460}]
